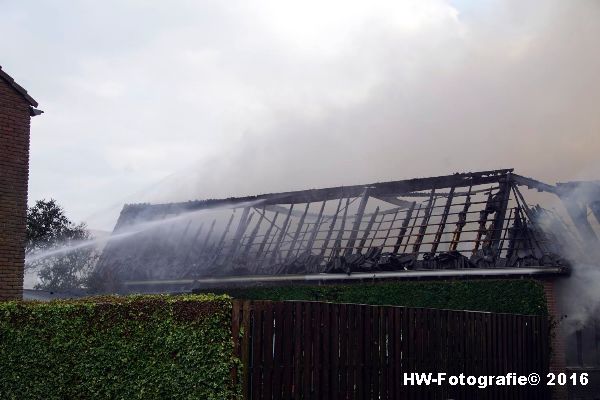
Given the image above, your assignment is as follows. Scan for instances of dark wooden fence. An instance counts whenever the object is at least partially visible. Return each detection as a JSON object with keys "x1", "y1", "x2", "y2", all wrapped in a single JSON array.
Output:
[{"x1": 231, "y1": 300, "x2": 550, "y2": 399}]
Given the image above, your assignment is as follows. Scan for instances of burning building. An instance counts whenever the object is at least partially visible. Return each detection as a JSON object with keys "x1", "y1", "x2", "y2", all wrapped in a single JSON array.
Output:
[
  {"x1": 95, "y1": 167, "x2": 600, "y2": 398},
  {"x1": 95, "y1": 168, "x2": 592, "y2": 290}
]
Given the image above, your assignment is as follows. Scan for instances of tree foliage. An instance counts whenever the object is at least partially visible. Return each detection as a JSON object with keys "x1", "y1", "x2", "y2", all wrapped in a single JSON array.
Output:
[
  {"x1": 26, "y1": 199, "x2": 98, "y2": 291},
  {"x1": 26, "y1": 199, "x2": 89, "y2": 251}
]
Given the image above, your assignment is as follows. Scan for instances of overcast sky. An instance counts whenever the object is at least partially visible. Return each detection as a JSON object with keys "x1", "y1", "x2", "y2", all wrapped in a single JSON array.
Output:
[{"x1": 2, "y1": 0, "x2": 600, "y2": 230}]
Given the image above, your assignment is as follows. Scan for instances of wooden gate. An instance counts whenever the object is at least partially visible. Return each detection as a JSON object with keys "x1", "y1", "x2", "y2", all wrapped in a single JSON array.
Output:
[{"x1": 231, "y1": 300, "x2": 550, "y2": 399}]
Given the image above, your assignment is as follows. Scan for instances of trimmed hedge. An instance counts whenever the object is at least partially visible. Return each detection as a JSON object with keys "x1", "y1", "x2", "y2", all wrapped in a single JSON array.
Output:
[
  {"x1": 0, "y1": 294, "x2": 240, "y2": 400},
  {"x1": 207, "y1": 279, "x2": 548, "y2": 316}
]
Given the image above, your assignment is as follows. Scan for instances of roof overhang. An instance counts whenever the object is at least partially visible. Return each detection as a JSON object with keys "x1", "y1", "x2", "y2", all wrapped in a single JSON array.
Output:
[{"x1": 0, "y1": 65, "x2": 40, "y2": 110}]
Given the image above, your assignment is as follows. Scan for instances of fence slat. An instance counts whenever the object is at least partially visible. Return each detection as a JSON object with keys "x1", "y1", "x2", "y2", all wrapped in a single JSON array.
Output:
[
  {"x1": 383, "y1": 307, "x2": 392, "y2": 400},
  {"x1": 251, "y1": 302, "x2": 264, "y2": 400},
  {"x1": 440, "y1": 310, "x2": 449, "y2": 400},
  {"x1": 234, "y1": 300, "x2": 550, "y2": 400},
  {"x1": 280, "y1": 303, "x2": 293, "y2": 400},
  {"x1": 263, "y1": 302, "x2": 274, "y2": 400},
  {"x1": 319, "y1": 303, "x2": 330, "y2": 400},
  {"x1": 372, "y1": 305, "x2": 380, "y2": 399},
  {"x1": 313, "y1": 303, "x2": 322, "y2": 398},
  {"x1": 394, "y1": 307, "x2": 402, "y2": 400},
  {"x1": 354, "y1": 304, "x2": 363, "y2": 400},
  {"x1": 365, "y1": 305, "x2": 373, "y2": 399},
  {"x1": 303, "y1": 302, "x2": 314, "y2": 400},
  {"x1": 271, "y1": 302, "x2": 284, "y2": 400},
  {"x1": 293, "y1": 302, "x2": 303, "y2": 399},
  {"x1": 339, "y1": 304, "x2": 349, "y2": 400},
  {"x1": 328, "y1": 303, "x2": 336, "y2": 400}
]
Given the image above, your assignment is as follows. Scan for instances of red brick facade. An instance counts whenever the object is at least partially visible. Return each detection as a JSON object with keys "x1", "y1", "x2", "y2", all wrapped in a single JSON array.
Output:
[
  {"x1": 541, "y1": 278, "x2": 568, "y2": 400},
  {"x1": 0, "y1": 70, "x2": 36, "y2": 300}
]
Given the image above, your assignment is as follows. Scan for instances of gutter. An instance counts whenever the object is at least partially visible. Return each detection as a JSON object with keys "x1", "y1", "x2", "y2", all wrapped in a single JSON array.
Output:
[{"x1": 122, "y1": 266, "x2": 568, "y2": 287}]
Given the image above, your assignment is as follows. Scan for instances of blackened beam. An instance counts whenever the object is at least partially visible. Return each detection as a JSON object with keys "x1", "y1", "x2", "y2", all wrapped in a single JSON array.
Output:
[
  {"x1": 369, "y1": 213, "x2": 385, "y2": 249},
  {"x1": 320, "y1": 197, "x2": 343, "y2": 257},
  {"x1": 382, "y1": 209, "x2": 399, "y2": 248},
  {"x1": 212, "y1": 212, "x2": 235, "y2": 260},
  {"x1": 449, "y1": 185, "x2": 472, "y2": 251},
  {"x1": 402, "y1": 203, "x2": 422, "y2": 252},
  {"x1": 498, "y1": 207, "x2": 514, "y2": 254},
  {"x1": 286, "y1": 203, "x2": 310, "y2": 260},
  {"x1": 506, "y1": 209, "x2": 523, "y2": 259},
  {"x1": 263, "y1": 204, "x2": 323, "y2": 219},
  {"x1": 472, "y1": 191, "x2": 494, "y2": 256},
  {"x1": 265, "y1": 203, "x2": 362, "y2": 221},
  {"x1": 229, "y1": 207, "x2": 251, "y2": 258},
  {"x1": 242, "y1": 210, "x2": 264, "y2": 257},
  {"x1": 332, "y1": 198, "x2": 350, "y2": 259},
  {"x1": 117, "y1": 169, "x2": 514, "y2": 218},
  {"x1": 255, "y1": 211, "x2": 279, "y2": 260},
  {"x1": 372, "y1": 206, "x2": 406, "y2": 216},
  {"x1": 335, "y1": 198, "x2": 350, "y2": 257},
  {"x1": 294, "y1": 223, "x2": 311, "y2": 258},
  {"x1": 270, "y1": 204, "x2": 294, "y2": 263},
  {"x1": 512, "y1": 184, "x2": 535, "y2": 222},
  {"x1": 511, "y1": 185, "x2": 555, "y2": 254},
  {"x1": 358, "y1": 206, "x2": 379, "y2": 254},
  {"x1": 489, "y1": 182, "x2": 511, "y2": 253},
  {"x1": 260, "y1": 169, "x2": 512, "y2": 205},
  {"x1": 253, "y1": 207, "x2": 296, "y2": 242},
  {"x1": 372, "y1": 195, "x2": 414, "y2": 208},
  {"x1": 392, "y1": 201, "x2": 416, "y2": 254},
  {"x1": 412, "y1": 189, "x2": 436, "y2": 254},
  {"x1": 399, "y1": 186, "x2": 498, "y2": 198},
  {"x1": 430, "y1": 187, "x2": 455, "y2": 255},
  {"x1": 305, "y1": 200, "x2": 326, "y2": 252},
  {"x1": 345, "y1": 188, "x2": 370, "y2": 256},
  {"x1": 512, "y1": 174, "x2": 559, "y2": 194}
]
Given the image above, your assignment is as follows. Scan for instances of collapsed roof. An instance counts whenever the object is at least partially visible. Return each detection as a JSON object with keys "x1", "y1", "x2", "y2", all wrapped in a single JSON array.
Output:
[{"x1": 95, "y1": 169, "x2": 600, "y2": 292}]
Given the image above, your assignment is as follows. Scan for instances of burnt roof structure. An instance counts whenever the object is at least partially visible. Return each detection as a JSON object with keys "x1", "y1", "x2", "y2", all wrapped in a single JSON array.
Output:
[{"x1": 96, "y1": 169, "x2": 599, "y2": 293}]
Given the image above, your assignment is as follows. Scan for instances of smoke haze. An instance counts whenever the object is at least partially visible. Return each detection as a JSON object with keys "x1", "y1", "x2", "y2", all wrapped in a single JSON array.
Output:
[{"x1": 1, "y1": 1, "x2": 599, "y2": 230}]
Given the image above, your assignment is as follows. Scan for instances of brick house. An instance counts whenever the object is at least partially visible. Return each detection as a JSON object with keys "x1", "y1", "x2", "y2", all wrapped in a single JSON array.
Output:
[{"x1": 0, "y1": 66, "x2": 41, "y2": 300}]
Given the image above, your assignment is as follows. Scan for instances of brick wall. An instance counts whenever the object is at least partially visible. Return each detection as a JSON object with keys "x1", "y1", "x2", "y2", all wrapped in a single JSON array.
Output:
[
  {"x1": 541, "y1": 278, "x2": 569, "y2": 400},
  {"x1": 0, "y1": 78, "x2": 32, "y2": 300}
]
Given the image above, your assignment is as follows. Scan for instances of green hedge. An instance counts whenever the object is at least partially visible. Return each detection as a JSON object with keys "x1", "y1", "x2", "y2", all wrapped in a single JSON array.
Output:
[
  {"x1": 0, "y1": 294, "x2": 240, "y2": 400},
  {"x1": 206, "y1": 279, "x2": 547, "y2": 316}
]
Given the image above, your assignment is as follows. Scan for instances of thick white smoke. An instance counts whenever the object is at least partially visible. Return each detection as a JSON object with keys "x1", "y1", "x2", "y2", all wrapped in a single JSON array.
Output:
[
  {"x1": 92, "y1": 1, "x2": 599, "y2": 215},
  {"x1": 5, "y1": 0, "x2": 590, "y2": 229},
  {"x1": 556, "y1": 263, "x2": 600, "y2": 334}
]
